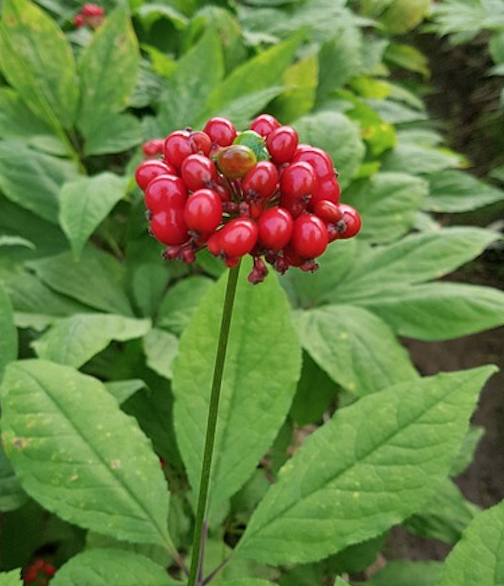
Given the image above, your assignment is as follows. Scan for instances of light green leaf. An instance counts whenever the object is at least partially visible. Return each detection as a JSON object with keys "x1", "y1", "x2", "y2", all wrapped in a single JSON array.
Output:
[
  {"x1": 334, "y1": 228, "x2": 500, "y2": 302},
  {"x1": 205, "y1": 34, "x2": 302, "y2": 121},
  {"x1": 156, "y1": 276, "x2": 214, "y2": 335},
  {"x1": 136, "y1": 4, "x2": 188, "y2": 29},
  {"x1": 0, "y1": 236, "x2": 35, "y2": 250},
  {"x1": 143, "y1": 329, "x2": 179, "y2": 380},
  {"x1": 131, "y1": 264, "x2": 170, "y2": 319},
  {"x1": 0, "y1": 88, "x2": 61, "y2": 151},
  {"x1": 294, "y1": 111, "x2": 365, "y2": 187},
  {"x1": 78, "y1": 8, "x2": 139, "y2": 140},
  {"x1": 0, "y1": 141, "x2": 79, "y2": 223},
  {"x1": 345, "y1": 173, "x2": 428, "y2": 244},
  {"x1": 2, "y1": 360, "x2": 172, "y2": 548},
  {"x1": 0, "y1": 443, "x2": 27, "y2": 512},
  {"x1": 0, "y1": 281, "x2": 17, "y2": 382},
  {"x1": 366, "y1": 99, "x2": 428, "y2": 124},
  {"x1": 385, "y1": 43, "x2": 430, "y2": 77},
  {"x1": 51, "y1": 549, "x2": 179, "y2": 586},
  {"x1": 405, "y1": 479, "x2": 479, "y2": 545},
  {"x1": 59, "y1": 173, "x2": 128, "y2": 259},
  {"x1": 218, "y1": 581, "x2": 275, "y2": 586},
  {"x1": 32, "y1": 314, "x2": 151, "y2": 368},
  {"x1": 299, "y1": 305, "x2": 417, "y2": 396},
  {"x1": 173, "y1": 265, "x2": 301, "y2": 514},
  {"x1": 0, "y1": 569, "x2": 22, "y2": 586},
  {"x1": 84, "y1": 114, "x2": 143, "y2": 156},
  {"x1": 437, "y1": 500, "x2": 504, "y2": 586},
  {"x1": 236, "y1": 367, "x2": 496, "y2": 565},
  {"x1": 29, "y1": 249, "x2": 133, "y2": 316},
  {"x1": 368, "y1": 560, "x2": 442, "y2": 586},
  {"x1": 104, "y1": 380, "x2": 146, "y2": 405},
  {"x1": 281, "y1": 239, "x2": 357, "y2": 308},
  {"x1": 452, "y1": 425, "x2": 484, "y2": 476},
  {"x1": 381, "y1": 144, "x2": 464, "y2": 175},
  {"x1": 0, "y1": 0, "x2": 78, "y2": 129},
  {"x1": 86, "y1": 532, "x2": 171, "y2": 568},
  {"x1": 158, "y1": 29, "x2": 224, "y2": 131},
  {"x1": 354, "y1": 283, "x2": 504, "y2": 341},
  {"x1": 425, "y1": 170, "x2": 504, "y2": 213}
]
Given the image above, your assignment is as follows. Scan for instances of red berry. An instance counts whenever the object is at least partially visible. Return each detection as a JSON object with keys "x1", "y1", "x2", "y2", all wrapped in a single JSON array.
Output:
[
  {"x1": 181, "y1": 154, "x2": 217, "y2": 192},
  {"x1": 23, "y1": 568, "x2": 38, "y2": 583},
  {"x1": 283, "y1": 244, "x2": 305, "y2": 267},
  {"x1": 338, "y1": 204, "x2": 362, "y2": 239},
  {"x1": 43, "y1": 563, "x2": 56, "y2": 577},
  {"x1": 311, "y1": 175, "x2": 341, "y2": 207},
  {"x1": 164, "y1": 130, "x2": 196, "y2": 168},
  {"x1": 266, "y1": 126, "x2": 299, "y2": 164},
  {"x1": 135, "y1": 159, "x2": 177, "y2": 191},
  {"x1": 242, "y1": 161, "x2": 278, "y2": 201},
  {"x1": 82, "y1": 3, "x2": 105, "y2": 17},
  {"x1": 217, "y1": 145, "x2": 257, "y2": 179},
  {"x1": 279, "y1": 194, "x2": 306, "y2": 218},
  {"x1": 74, "y1": 13, "x2": 85, "y2": 27},
  {"x1": 150, "y1": 210, "x2": 189, "y2": 246},
  {"x1": 248, "y1": 200, "x2": 264, "y2": 220},
  {"x1": 144, "y1": 175, "x2": 187, "y2": 213},
  {"x1": 314, "y1": 200, "x2": 343, "y2": 223},
  {"x1": 292, "y1": 147, "x2": 334, "y2": 180},
  {"x1": 280, "y1": 161, "x2": 317, "y2": 200},
  {"x1": 184, "y1": 189, "x2": 222, "y2": 235},
  {"x1": 204, "y1": 117, "x2": 237, "y2": 147},
  {"x1": 258, "y1": 207, "x2": 294, "y2": 251},
  {"x1": 207, "y1": 218, "x2": 258, "y2": 258},
  {"x1": 291, "y1": 214, "x2": 328, "y2": 259},
  {"x1": 250, "y1": 114, "x2": 281, "y2": 138},
  {"x1": 142, "y1": 139, "x2": 164, "y2": 157},
  {"x1": 191, "y1": 131, "x2": 212, "y2": 156}
]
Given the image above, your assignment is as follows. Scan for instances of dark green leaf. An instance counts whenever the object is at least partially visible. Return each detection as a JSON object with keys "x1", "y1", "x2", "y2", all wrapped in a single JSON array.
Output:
[
  {"x1": 0, "y1": 0, "x2": 78, "y2": 129},
  {"x1": 0, "y1": 443, "x2": 27, "y2": 512},
  {"x1": 236, "y1": 367, "x2": 496, "y2": 565},
  {"x1": 173, "y1": 264, "x2": 301, "y2": 515},
  {"x1": 2, "y1": 360, "x2": 173, "y2": 548},
  {"x1": 84, "y1": 114, "x2": 143, "y2": 156},
  {"x1": 367, "y1": 560, "x2": 442, "y2": 586},
  {"x1": 299, "y1": 305, "x2": 417, "y2": 396}
]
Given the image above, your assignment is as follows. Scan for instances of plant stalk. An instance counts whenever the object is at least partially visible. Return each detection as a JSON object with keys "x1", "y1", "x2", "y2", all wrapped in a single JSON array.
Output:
[{"x1": 187, "y1": 263, "x2": 241, "y2": 586}]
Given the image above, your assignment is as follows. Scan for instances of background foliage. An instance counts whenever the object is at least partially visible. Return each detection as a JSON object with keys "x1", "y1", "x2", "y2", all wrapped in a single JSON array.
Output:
[{"x1": 0, "y1": 0, "x2": 503, "y2": 585}]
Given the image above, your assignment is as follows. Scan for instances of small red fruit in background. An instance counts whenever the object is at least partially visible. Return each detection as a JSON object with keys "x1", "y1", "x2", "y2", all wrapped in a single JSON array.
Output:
[{"x1": 204, "y1": 117, "x2": 237, "y2": 147}]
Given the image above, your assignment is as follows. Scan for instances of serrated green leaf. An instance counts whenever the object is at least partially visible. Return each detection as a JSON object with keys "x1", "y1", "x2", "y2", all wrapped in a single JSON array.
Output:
[
  {"x1": 156, "y1": 276, "x2": 214, "y2": 335},
  {"x1": 236, "y1": 367, "x2": 496, "y2": 565},
  {"x1": 0, "y1": 88, "x2": 61, "y2": 152},
  {"x1": 86, "y1": 532, "x2": 171, "y2": 568},
  {"x1": 29, "y1": 249, "x2": 133, "y2": 316},
  {"x1": 32, "y1": 314, "x2": 151, "y2": 368},
  {"x1": 0, "y1": 141, "x2": 79, "y2": 223},
  {"x1": 0, "y1": 0, "x2": 78, "y2": 129},
  {"x1": 78, "y1": 8, "x2": 139, "y2": 142},
  {"x1": 345, "y1": 173, "x2": 427, "y2": 244},
  {"x1": 405, "y1": 479, "x2": 479, "y2": 544},
  {"x1": 173, "y1": 265, "x2": 301, "y2": 514},
  {"x1": 2, "y1": 360, "x2": 172, "y2": 548},
  {"x1": 205, "y1": 34, "x2": 302, "y2": 122},
  {"x1": 143, "y1": 329, "x2": 179, "y2": 379},
  {"x1": 0, "y1": 281, "x2": 17, "y2": 382},
  {"x1": 426, "y1": 170, "x2": 504, "y2": 213},
  {"x1": 59, "y1": 173, "x2": 128, "y2": 259},
  {"x1": 334, "y1": 228, "x2": 500, "y2": 302},
  {"x1": 437, "y1": 500, "x2": 504, "y2": 586},
  {"x1": 354, "y1": 282, "x2": 504, "y2": 341},
  {"x1": 0, "y1": 443, "x2": 27, "y2": 512},
  {"x1": 84, "y1": 114, "x2": 143, "y2": 156},
  {"x1": 51, "y1": 549, "x2": 179, "y2": 586},
  {"x1": 367, "y1": 560, "x2": 442, "y2": 586},
  {"x1": 294, "y1": 111, "x2": 365, "y2": 187},
  {"x1": 0, "y1": 569, "x2": 22, "y2": 586},
  {"x1": 158, "y1": 29, "x2": 224, "y2": 131},
  {"x1": 299, "y1": 305, "x2": 417, "y2": 396},
  {"x1": 381, "y1": 144, "x2": 463, "y2": 175}
]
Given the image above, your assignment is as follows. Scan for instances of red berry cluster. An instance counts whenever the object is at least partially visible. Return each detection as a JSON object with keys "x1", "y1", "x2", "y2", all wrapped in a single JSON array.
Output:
[
  {"x1": 22, "y1": 559, "x2": 56, "y2": 585},
  {"x1": 135, "y1": 115, "x2": 361, "y2": 284},
  {"x1": 74, "y1": 3, "x2": 105, "y2": 28}
]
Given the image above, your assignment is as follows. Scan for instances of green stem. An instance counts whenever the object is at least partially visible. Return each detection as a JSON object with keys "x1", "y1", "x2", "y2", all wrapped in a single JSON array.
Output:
[{"x1": 187, "y1": 263, "x2": 241, "y2": 586}]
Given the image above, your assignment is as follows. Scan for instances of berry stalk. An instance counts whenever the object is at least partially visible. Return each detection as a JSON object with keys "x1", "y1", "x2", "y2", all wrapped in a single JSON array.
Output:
[{"x1": 188, "y1": 262, "x2": 242, "y2": 586}]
